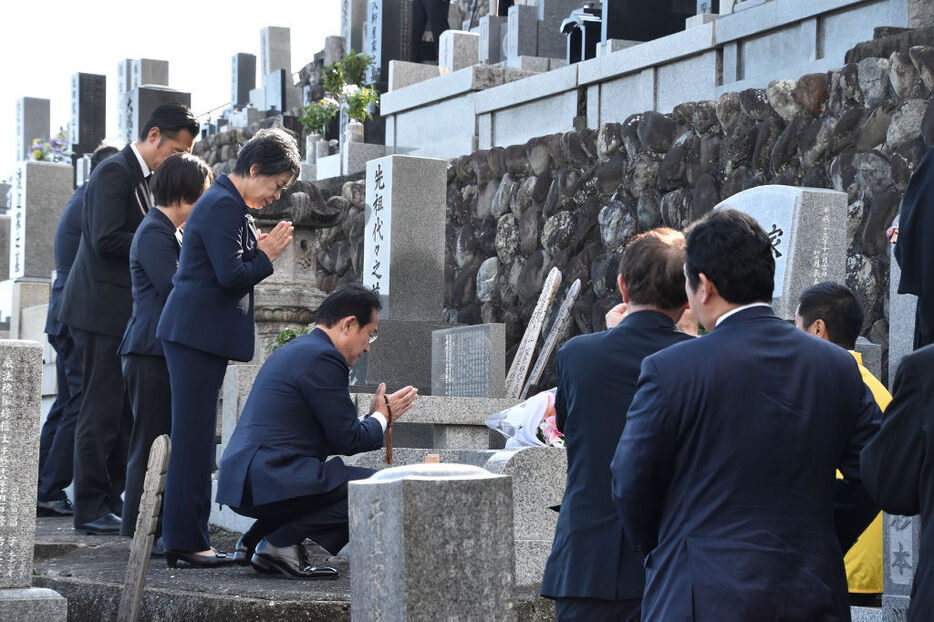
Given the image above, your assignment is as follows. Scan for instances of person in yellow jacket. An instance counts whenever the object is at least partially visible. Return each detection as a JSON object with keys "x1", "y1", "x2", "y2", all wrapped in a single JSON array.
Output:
[{"x1": 796, "y1": 282, "x2": 891, "y2": 603}]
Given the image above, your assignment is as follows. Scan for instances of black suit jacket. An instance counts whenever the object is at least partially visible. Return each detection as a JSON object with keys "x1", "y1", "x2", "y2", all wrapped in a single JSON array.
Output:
[
  {"x1": 118, "y1": 208, "x2": 180, "y2": 357},
  {"x1": 45, "y1": 185, "x2": 85, "y2": 337},
  {"x1": 861, "y1": 344, "x2": 934, "y2": 622},
  {"x1": 216, "y1": 329, "x2": 384, "y2": 508},
  {"x1": 157, "y1": 175, "x2": 273, "y2": 362},
  {"x1": 541, "y1": 310, "x2": 692, "y2": 601},
  {"x1": 59, "y1": 145, "x2": 151, "y2": 337},
  {"x1": 612, "y1": 306, "x2": 881, "y2": 621}
]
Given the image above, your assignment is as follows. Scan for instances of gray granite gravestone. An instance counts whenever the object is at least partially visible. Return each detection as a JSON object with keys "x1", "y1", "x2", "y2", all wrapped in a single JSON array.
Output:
[
  {"x1": 348, "y1": 463, "x2": 516, "y2": 621},
  {"x1": 15, "y1": 97, "x2": 50, "y2": 162},
  {"x1": 363, "y1": 0, "x2": 413, "y2": 86},
  {"x1": 260, "y1": 26, "x2": 291, "y2": 87},
  {"x1": 854, "y1": 336, "x2": 882, "y2": 381},
  {"x1": 0, "y1": 340, "x2": 66, "y2": 619},
  {"x1": 342, "y1": 0, "x2": 367, "y2": 54},
  {"x1": 231, "y1": 53, "x2": 257, "y2": 107},
  {"x1": 9, "y1": 161, "x2": 73, "y2": 280},
  {"x1": 888, "y1": 242, "x2": 917, "y2": 382},
  {"x1": 265, "y1": 69, "x2": 288, "y2": 112},
  {"x1": 439, "y1": 30, "x2": 481, "y2": 73},
  {"x1": 715, "y1": 185, "x2": 847, "y2": 320},
  {"x1": 506, "y1": 3, "x2": 539, "y2": 59},
  {"x1": 69, "y1": 73, "x2": 106, "y2": 157},
  {"x1": 479, "y1": 14, "x2": 507, "y2": 64},
  {"x1": 363, "y1": 154, "x2": 447, "y2": 321},
  {"x1": 431, "y1": 324, "x2": 506, "y2": 398},
  {"x1": 120, "y1": 86, "x2": 192, "y2": 144}
]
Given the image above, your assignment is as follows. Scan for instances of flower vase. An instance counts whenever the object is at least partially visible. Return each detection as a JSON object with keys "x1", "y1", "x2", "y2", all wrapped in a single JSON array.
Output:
[
  {"x1": 305, "y1": 133, "x2": 321, "y2": 164},
  {"x1": 345, "y1": 118, "x2": 365, "y2": 145},
  {"x1": 315, "y1": 138, "x2": 330, "y2": 160}
]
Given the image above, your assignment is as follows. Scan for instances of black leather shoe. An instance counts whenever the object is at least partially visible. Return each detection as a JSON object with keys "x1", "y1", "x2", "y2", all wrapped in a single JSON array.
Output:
[
  {"x1": 37, "y1": 498, "x2": 74, "y2": 517},
  {"x1": 251, "y1": 539, "x2": 339, "y2": 579},
  {"x1": 234, "y1": 534, "x2": 275, "y2": 573},
  {"x1": 128, "y1": 536, "x2": 165, "y2": 557},
  {"x1": 76, "y1": 513, "x2": 121, "y2": 535},
  {"x1": 165, "y1": 549, "x2": 234, "y2": 569}
]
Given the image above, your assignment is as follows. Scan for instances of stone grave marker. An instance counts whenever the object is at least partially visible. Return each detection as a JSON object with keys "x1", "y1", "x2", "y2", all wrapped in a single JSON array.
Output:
[
  {"x1": 15, "y1": 97, "x2": 50, "y2": 162},
  {"x1": 534, "y1": 0, "x2": 581, "y2": 59},
  {"x1": 439, "y1": 30, "x2": 480, "y2": 73},
  {"x1": 431, "y1": 324, "x2": 506, "y2": 398},
  {"x1": 363, "y1": 154, "x2": 447, "y2": 321},
  {"x1": 715, "y1": 185, "x2": 846, "y2": 320},
  {"x1": 342, "y1": 0, "x2": 367, "y2": 54},
  {"x1": 231, "y1": 53, "x2": 257, "y2": 107},
  {"x1": 521, "y1": 278, "x2": 581, "y2": 399},
  {"x1": 260, "y1": 26, "x2": 291, "y2": 87},
  {"x1": 69, "y1": 73, "x2": 106, "y2": 157},
  {"x1": 479, "y1": 14, "x2": 507, "y2": 64},
  {"x1": 120, "y1": 86, "x2": 192, "y2": 144},
  {"x1": 505, "y1": 267, "x2": 562, "y2": 398},
  {"x1": 265, "y1": 69, "x2": 289, "y2": 112},
  {"x1": 117, "y1": 435, "x2": 170, "y2": 622},
  {"x1": 0, "y1": 340, "x2": 66, "y2": 619},
  {"x1": 349, "y1": 463, "x2": 515, "y2": 621},
  {"x1": 888, "y1": 242, "x2": 917, "y2": 382},
  {"x1": 9, "y1": 161, "x2": 73, "y2": 280},
  {"x1": 363, "y1": 0, "x2": 413, "y2": 86},
  {"x1": 506, "y1": 3, "x2": 539, "y2": 59}
]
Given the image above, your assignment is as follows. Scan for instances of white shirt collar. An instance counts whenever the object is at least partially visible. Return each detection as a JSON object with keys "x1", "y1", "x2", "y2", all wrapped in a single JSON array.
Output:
[
  {"x1": 129, "y1": 142, "x2": 151, "y2": 178},
  {"x1": 715, "y1": 302, "x2": 772, "y2": 327}
]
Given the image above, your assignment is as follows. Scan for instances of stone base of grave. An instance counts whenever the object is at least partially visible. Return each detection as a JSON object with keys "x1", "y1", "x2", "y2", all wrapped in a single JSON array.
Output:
[
  {"x1": 0, "y1": 587, "x2": 66, "y2": 620},
  {"x1": 350, "y1": 320, "x2": 456, "y2": 394},
  {"x1": 851, "y1": 605, "x2": 883, "y2": 621}
]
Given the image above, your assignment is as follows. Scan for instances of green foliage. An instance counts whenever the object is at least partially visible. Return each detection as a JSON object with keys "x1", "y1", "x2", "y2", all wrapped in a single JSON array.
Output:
[
  {"x1": 266, "y1": 325, "x2": 314, "y2": 353},
  {"x1": 322, "y1": 63, "x2": 345, "y2": 97},
  {"x1": 341, "y1": 50, "x2": 374, "y2": 87},
  {"x1": 300, "y1": 99, "x2": 340, "y2": 136},
  {"x1": 346, "y1": 86, "x2": 380, "y2": 122}
]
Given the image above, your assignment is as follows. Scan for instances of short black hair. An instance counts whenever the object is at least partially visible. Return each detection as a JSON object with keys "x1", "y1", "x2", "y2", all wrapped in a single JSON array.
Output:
[
  {"x1": 151, "y1": 153, "x2": 213, "y2": 207},
  {"x1": 232, "y1": 128, "x2": 301, "y2": 183},
  {"x1": 140, "y1": 103, "x2": 200, "y2": 142},
  {"x1": 685, "y1": 208, "x2": 775, "y2": 305},
  {"x1": 315, "y1": 283, "x2": 381, "y2": 328},
  {"x1": 618, "y1": 227, "x2": 687, "y2": 309},
  {"x1": 797, "y1": 281, "x2": 863, "y2": 350},
  {"x1": 90, "y1": 144, "x2": 119, "y2": 173}
]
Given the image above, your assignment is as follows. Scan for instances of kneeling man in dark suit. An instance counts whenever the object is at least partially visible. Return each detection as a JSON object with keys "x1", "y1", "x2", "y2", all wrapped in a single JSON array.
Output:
[
  {"x1": 216, "y1": 284, "x2": 417, "y2": 578},
  {"x1": 541, "y1": 227, "x2": 694, "y2": 622}
]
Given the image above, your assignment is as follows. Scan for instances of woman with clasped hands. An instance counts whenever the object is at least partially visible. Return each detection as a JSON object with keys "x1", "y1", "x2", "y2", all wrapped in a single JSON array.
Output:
[{"x1": 156, "y1": 128, "x2": 299, "y2": 568}]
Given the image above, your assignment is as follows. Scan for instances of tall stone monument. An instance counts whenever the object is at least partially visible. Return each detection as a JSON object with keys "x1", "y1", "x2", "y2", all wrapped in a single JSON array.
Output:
[
  {"x1": 715, "y1": 185, "x2": 847, "y2": 320},
  {"x1": 260, "y1": 26, "x2": 291, "y2": 87},
  {"x1": 363, "y1": 0, "x2": 413, "y2": 87},
  {"x1": 15, "y1": 97, "x2": 50, "y2": 162},
  {"x1": 349, "y1": 463, "x2": 516, "y2": 621},
  {"x1": 120, "y1": 86, "x2": 192, "y2": 144},
  {"x1": 117, "y1": 59, "x2": 170, "y2": 142},
  {"x1": 0, "y1": 340, "x2": 66, "y2": 619},
  {"x1": 9, "y1": 161, "x2": 73, "y2": 280},
  {"x1": 69, "y1": 73, "x2": 106, "y2": 158},
  {"x1": 231, "y1": 53, "x2": 257, "y2": 107},
  {"x1": 342, "y1": 0, "x2": 367, "y2": 54}
]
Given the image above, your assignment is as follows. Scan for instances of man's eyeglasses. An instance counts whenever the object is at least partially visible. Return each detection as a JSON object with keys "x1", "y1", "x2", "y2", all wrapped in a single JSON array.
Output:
[{"x1": 369, "y1": 334, "x2": 378, "y2": 344}]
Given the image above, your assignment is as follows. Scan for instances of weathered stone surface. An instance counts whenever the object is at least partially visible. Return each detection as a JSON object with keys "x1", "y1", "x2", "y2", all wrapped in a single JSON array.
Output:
[
  {"x1": 657, "y1": 131, "x2": 694, "y2": 190},
  {"x1": 598, "y1": 200, "x2": 637, "y2": 252},
  {"x1": 492, "y1": 174, "x2": 518, "y2": 219},
  {"x1": 855, "y1": 106, "x2": 892, "y2": 151},
  {"x1": 721, "y1": 114, "x2": 758, "y2": 175},
  {"x1": 691, "y1": 100, "x2": 719, "y2": 136},
  {"x1": 891, "y1": 140, "x2": 925, "y2": 189},
  {"x1": 767, "y1": 79, "x2": 801, "y2": 121},
  {"x1": 838, "y1": 62, "x2": 864, "y2": 104},
  {"x1": 511, "y1": 176, "x2": 538, "y2": 218},
  {"x1": 596, "y1": 123, "x2": 622, "y2": 160},
  {"x1": 923, "y1": 98, "x2": 934, "y2": 145},
  {"x1": 505, "y1": 144, "x2": 530, "y2": 176},
  {"x1": 861, "y1": 187, "x2": 902, "y2": 257},
  {"x1": 739, "y1": 88, "x2": 771, "y2": 121},
  {"x1": 595, "y1": 155, "x2": 626, "y2": 195},
  {"x1": 637, "y1": 111, "x2": 678, "y2": 153},
  {"x1": 455, "y1": 223, "x2": 478, "y2": 268},
  {"x1": 888, "y1": 51, "x2": 920, "y2": 98},
  {"x1": 770, "y1": 116, "x2": 809, "y2": 174},
  {"x1": 628, "y1": 152, "x2": 660, "y2": 195},
  {"x1": 562, "y1": 131, "x2": 590, "y2": 167},
  {"x1": 831, "y1": 107, "x2": 867, "y2": 155},
  {"x1": 857, "y1": 57, "x2": 891, "y2": 108},
  {"x1": 887, "y1": 98, "x2": 928, "y2": 146},
  {"x1": 519, "y1": 204, "x2": 542, "y2": 255},
  {"x1": 526, "y1": 138, "x2": 552, "y2": 176},
  {"x1": 517, "y1": 251, "x2": 548, "y2": 303},
  {"x1": 620, "y1": 114, "x2": 642, "y2": 159},
  {"x1": 794, "y1": 73, "x2": 829, "y2": 118},
  {"x1": 636, "y1": 189, "x2": 663, "y2": 231},
  {"x1": 753, "y1": 115, "x2": 785, "y2": 171},
  {"x1": 831, "y1": 150, "x2": 860, "y2": 202},
  {"x1": 541, "y1": 211, "x2": 576, "y2": 256},
  {"x1": 800, "y1": 116, "x2": 835, "y2": 168},
  {"x1": 590, "y1": 252, "x2": 617, "y2": 298},
  {"x1": 495, "y1": 214, "x2": 519, "y2": 263},
  {"x1": 660, "y1": 189, "x2": 691, "y2": 230},
  {"x1": 909, "y1": 45, "x2": 934, "y2": 90},
  {"x1": 543, "y1": 169, "x2": 579, "y2": 217},
  {"x1": 476, "y1": 256, "x2": 499, "y2": 303},
  {"x1": 488, "y1": 147, "x2": 507, "y2": 179},
  {"x1": 691, "y1": 173, "x2": 720, "y2": 221}
]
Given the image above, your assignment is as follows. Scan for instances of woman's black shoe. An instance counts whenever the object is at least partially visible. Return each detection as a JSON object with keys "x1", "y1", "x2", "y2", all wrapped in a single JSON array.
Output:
[
  {"x1": 250, "y1": 538, "x2": 339, "y2": 579},
  {"x1": 165, "y1": 549, "x2": 234, "y2": 568},
  {"x1": 234, "y1": 534, "x2": 275, "y2": 573}
]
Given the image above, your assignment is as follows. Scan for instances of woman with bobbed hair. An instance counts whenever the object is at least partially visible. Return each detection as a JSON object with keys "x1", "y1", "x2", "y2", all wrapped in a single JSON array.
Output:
[
  {"x1": 119, "y1": 153, "x2": 213, "y2": 546},
  {"x1": 156, "y1": 128, "x2": 298, "y2": 567}
]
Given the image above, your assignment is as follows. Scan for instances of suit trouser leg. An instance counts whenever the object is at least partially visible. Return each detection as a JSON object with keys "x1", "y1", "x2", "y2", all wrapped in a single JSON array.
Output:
[
  {"x1": 120, "y1": 353, "x2": 172, "y2": 537},
  {"x1": 37, "y1": 332, "x2": 82, "y2": 502},
  {"x1": 161, "y1": 340, "x2": 227, "y2": 552},
  {"x1": 555, "y1": 597, "x2": 641, "y2": 622},
  {"x1": 71, "y1": 329, "x2": 131, "y2": 526},
  {"x1": 38, "y1": 348, "x2": 66, "y2": 477}
]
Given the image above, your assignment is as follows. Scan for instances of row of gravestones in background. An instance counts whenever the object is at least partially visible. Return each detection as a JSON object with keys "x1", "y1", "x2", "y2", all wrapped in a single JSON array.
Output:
[{"x1": 299, "y1": 47, "x2": 934, "y2": 390}]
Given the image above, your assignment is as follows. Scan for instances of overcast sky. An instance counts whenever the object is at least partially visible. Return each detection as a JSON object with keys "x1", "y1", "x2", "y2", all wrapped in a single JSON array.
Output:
[{"x1": 0, "y1": 0, "x2": 342, "y2": 179}]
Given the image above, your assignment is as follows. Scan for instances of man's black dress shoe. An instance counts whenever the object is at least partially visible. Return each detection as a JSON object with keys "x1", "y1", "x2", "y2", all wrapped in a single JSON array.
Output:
[
  {"x1": 165, "y1": 549, "x2": 235, "y2": 568},
  {"x1": 234, "y1": 534, "x2": 275, "y2": 573},
  {"x1": 76, "y1": 513, "x2": 121, "y2": 535},
  {"x1": 37, "y1": 498, "x2": 73, "y2": 517},
  {"x1": 251, "y1": 539, "x2": 339, "y2": 579}
]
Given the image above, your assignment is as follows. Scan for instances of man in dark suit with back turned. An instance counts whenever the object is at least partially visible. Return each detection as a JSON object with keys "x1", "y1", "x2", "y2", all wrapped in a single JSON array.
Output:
[
  {"x1": 59, "y1": 104, "x2": 198, "y2": 534},
  {"x1": 611, "y1": 209, "x2": 881, "y2": 621},
  {"x1": 37, "y1": 144, "x2": 119, "y2": 517},
  {"x1": 540, "y1": 227, "x2": 693, "y2": 621},
  {"x1": 861, "y1": 343, "x2": 934, "y2": 621}
]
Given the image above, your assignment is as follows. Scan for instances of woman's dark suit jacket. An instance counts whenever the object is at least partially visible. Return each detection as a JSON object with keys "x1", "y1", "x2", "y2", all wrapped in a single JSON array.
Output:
[
  {"x1": 119, "y1": 208, "x2": 180, "y2": 357},
  {"x1": 157, "y1": 174, "x2": 273, "y2": 361}
]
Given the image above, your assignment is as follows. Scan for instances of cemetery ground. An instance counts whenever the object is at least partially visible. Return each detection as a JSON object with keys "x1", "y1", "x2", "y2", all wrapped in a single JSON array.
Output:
[{"x1": 30, "y1": 516, "x2": 554, "y2": 621}]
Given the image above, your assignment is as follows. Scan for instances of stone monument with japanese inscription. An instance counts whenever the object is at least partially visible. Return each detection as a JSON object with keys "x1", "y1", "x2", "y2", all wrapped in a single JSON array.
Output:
[
  {"x1": 260, "y1": 26, "x2": 291, "y2": 87},
  {"x1": 9, "y1": 161, "x2": 73, "y2": 281},
  {"x1": 431, "y1": 324, "x2": 506, "y2": 398},
  {"x1": 15, "y1": 97, "x2": 50, "y2": 162},
  {"x1": 120, "y1": 86, "x2": 192, "y2": 144},
  {"x1": 0, "y1": 340, "x2": 66, "y2": 619},
  {"x1": 231, "y1": 53, "x2": 257, "y2": 107},
  {"x1": 69, "y1": 73, "x2": 106, "y2": 157},
  {"x1": 715, "y1": 186, "x2": 847, "y2": 320},
  {"x1": 363, "y1": 0, "x2": 412, "y2": 87},
  {"x1": 342, "y1": 0, "x2": 367, "y2": 54}
]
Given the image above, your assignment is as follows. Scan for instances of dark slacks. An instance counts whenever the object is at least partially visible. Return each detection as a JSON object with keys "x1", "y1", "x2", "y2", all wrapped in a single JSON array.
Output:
[
  {"x1": 71, "y1": 328, "x2": 132, "y2": 525},
  {"x1": 161, "y1": 340, "x2": 227, "y2": 552},
  {"x1": 411, "y1": 0, "x2": 450, "y2": 62},
  {"x1": 232, "y1": 466, "x2": 376, "y2": 554},
  {"x1": 37, "y1": 332, "x2": 82, "y2": 502},
  {"x1": 120, "y1": 353, "x2": 172, "y2": 537},
  {"x1": 555, "y1": 596, "x2": 641, "y2": 622}
]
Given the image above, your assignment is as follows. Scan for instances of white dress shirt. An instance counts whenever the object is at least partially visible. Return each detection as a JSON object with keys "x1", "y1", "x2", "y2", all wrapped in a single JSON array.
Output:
[{"x1": 715, "y1": 302, "x2": 772, "y2": 327}]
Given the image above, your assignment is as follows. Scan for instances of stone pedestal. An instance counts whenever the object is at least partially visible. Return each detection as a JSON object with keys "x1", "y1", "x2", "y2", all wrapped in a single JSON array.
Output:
[
  {"x1": 10, "y1": 282, "x2": 49, "y2": 341},
  {"x1": 431, "y1": 324, "x2": 506, "y2": 397},
  {"x1": 349, "y1": 463, "x2": 516, "y2": 622},
  {"x1": 342, "y1": 143, "x2": 387, "y2": 178},
  {"x1": 439, "y1": 30, "x2": 481, "y2": 73},
  {"x1": 0, "y1": 340, "x2": 66, "y2": 619}
]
